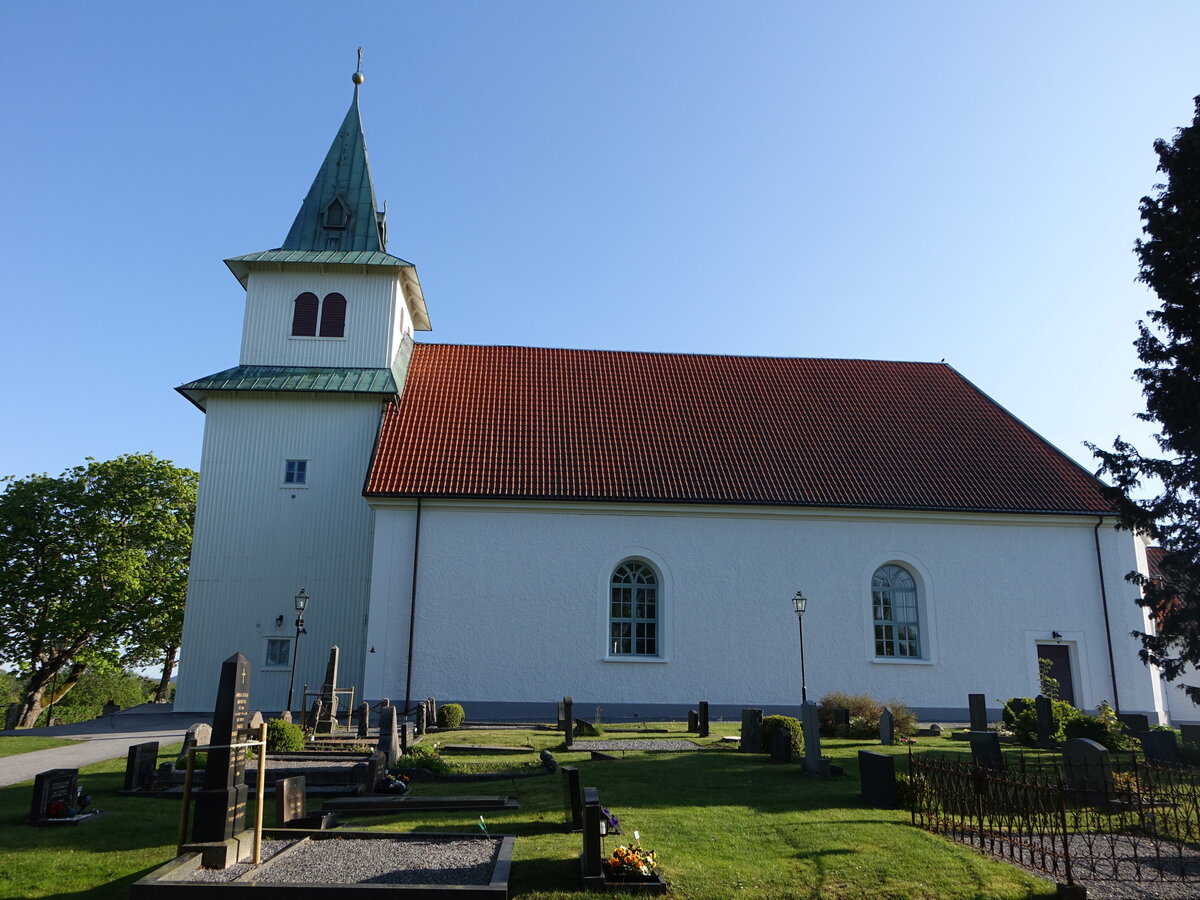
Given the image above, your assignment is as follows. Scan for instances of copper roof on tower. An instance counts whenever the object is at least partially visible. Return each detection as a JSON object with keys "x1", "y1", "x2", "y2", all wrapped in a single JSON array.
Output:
[{"x1": 365, "y1": 344, "x2": 1111, "y2": 514}]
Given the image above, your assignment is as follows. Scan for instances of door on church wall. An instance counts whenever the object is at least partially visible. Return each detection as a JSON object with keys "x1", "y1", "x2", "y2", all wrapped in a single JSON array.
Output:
[{"x1": 1036, "y1": 643, "x2": 1076, "y2": 707}]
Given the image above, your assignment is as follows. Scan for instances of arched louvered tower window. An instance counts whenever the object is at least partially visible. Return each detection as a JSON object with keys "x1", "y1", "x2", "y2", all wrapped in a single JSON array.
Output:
[
  {"x1": 291, "y1": 292, "x2": 319, "y2": 336},
  {"x1": 319, "y1": 293, "x2": 347, "y2": 337}
]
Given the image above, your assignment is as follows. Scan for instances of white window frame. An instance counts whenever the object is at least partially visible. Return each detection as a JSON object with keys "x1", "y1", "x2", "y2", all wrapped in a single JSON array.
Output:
[
  {"x1": 264, "y1": 637, "x2": 292, "y2": 669},
  {"x1": 283, "y1": 458, "x2": 309, "y2": 488},
  {"x1": 865, "y1": 553, "x2": 937, "y2": 665},
  {"x1": 598, "y1": 547, "x2": 672, "y2": 663}
]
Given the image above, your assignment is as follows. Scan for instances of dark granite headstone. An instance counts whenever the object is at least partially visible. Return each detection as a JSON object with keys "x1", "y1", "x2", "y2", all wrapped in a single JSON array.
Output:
[
  {"x1": 124, "y1": 741, "x2": 159, "y2": 790},
  {"x1": 968, "y1": 694, "x2": 987, "y2": 732},
  {"x1": 30, "y1": 768, "x2": 78, "y2": 823},
  {"x1": 1118, "y1": 712, "x2": 1151, "y2": 735},
  {"x1": 357, "y1": 701, "x2": 370, "y2": 738},
  {"x1": 1035, "y1": 694, "x2": 1054, "y2": 748},
  {"x1": 859, "y1": 751, "x2": 897, "y2": 809},
  {"x1": 970, "y1": 731, "x2": 1005, "y2": 770},
  {"x1": 316, "y1": 646, "x2": 339, "y2": 734},
  {"x1": 1063, "y1": 738, "x2": 1113, "y2": 804},
  {"x1": 769, "y1": 727, "x2": 792, "y2": 763},
  {"x1": 564, "y1": 697, "x2": 575, "y2": 747},
  {"x1": 699, "y1": 700, "x2": 710, "y2": 738},
  {"x1": 687, "y1": 710, "x2": 698, "y2": 732},
  {"x1": 833, "y1": 707, "x2": 850, "y2": 738},
  {"x1": 581, "y1": 787, "x2": 603, "y2": 886},
  {"x1": 879, "y1": 707, "x2": 894, "y2": 746},
  {"x1": 363, "y1": 751, "x2": 384, "y2": 793},
  {"x1": 801, "y1": 700, "x2": 822, "y2": 775},
  {"x1": 377, "y1": 705, "x2": 400, "y2": 767},
  {"x1": 563, "y1": 765, "x2": 583, "y2": 831},
  {"x1": 400, "y1": 718, "x2": 411, "y2": 755},
  {"x1": 1141, "y1": 730, "x2": 1181, "y2": 765},
  {"x1": 740, "y1": 708, "x2": 763, "y2": 752},
  {"x1": 1181, "y1": 723, "x2": 1200, "y2": 749},
  {"x1": 192, "y1": 653, "x2": 251, "y2": 843},
  {"x1": 540, "y1": 749, "x2": 559, "y2": 772},
  {"x1": 415, "y1": 702, "x2": 427, "y2": 736}
]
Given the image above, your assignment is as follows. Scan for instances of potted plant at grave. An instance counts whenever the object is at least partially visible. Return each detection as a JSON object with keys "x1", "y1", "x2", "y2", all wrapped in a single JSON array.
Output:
[{"x1": 379, "y1": 772, "x2": 411, "y2": 794}]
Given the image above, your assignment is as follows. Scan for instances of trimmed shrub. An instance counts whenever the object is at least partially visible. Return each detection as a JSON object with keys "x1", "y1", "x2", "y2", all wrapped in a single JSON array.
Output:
[
  {"x1": 436, "y1": 702, "x2": 465, "y2": 729},
  {"x1": 267, "y1": 718, "x2": 305, "y2": 753},
  {"x1": 574, "y1": 718, "x2": 604, "y2": 737},
  {"x1": 1002, "y1": 697, "x2": 1079, "y2": 746},
  {"x1": 1062, "y1": 702, "x2": 1131, "y2": 751},
  {"x1": 818, "y1": 692, "x2": 917, "y2": 738},
  {"x1": 760, "y1": 715, "x2": 803, "y2": 754}
]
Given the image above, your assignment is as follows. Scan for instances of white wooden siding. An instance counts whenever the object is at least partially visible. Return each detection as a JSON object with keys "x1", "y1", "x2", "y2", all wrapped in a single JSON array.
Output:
[{"x1": 174, "y1": 392, "x2": 383, "y2": 712}]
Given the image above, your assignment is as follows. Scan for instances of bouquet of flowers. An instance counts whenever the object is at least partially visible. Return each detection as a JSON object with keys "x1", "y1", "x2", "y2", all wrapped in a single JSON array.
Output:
[
  {"x1": 380, "y1": 773, "x2": 411, "y2": 794},
  {"x1": 606, "y1": 831, "x2": 658, "y2": 878}
]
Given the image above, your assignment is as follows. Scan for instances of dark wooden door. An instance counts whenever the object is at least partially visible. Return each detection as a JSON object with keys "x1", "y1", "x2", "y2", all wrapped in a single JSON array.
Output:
[{"x1": 1037, "y1": 644, "x2": 1075, "y2": 706}]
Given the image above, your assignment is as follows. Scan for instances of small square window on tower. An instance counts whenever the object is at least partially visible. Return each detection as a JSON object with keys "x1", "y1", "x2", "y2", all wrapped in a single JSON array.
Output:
[{"x1": 284, "y1": 459, "x2": 308, "y2": 485}]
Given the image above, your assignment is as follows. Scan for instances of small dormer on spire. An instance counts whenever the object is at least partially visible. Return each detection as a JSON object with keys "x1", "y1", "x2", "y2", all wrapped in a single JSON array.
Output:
[{"x1": 282, "y1": 56, "x2": 385, "y2": 252}]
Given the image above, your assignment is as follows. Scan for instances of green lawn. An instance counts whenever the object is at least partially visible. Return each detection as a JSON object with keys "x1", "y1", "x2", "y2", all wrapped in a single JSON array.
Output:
[
  {"x1": 0, "y1": 727, "x2": 1058, "y2": 899},
  {"x1": 0, "y1": 735, "x2": 80, "y2": 758}
]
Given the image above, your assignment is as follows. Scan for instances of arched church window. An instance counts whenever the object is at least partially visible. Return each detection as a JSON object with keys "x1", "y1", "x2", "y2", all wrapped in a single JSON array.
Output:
[
  {"x1": 291, "y1": 292, "x2": 319, "y2": 336},
  {"x1": 872, "y1": 564, "x2": 920, "y2": 658},
  {"x1": 610, "y1": 560, "x2": 658, "y2": 656},
  {"x1": 319, "y1": 293, "x2": 347, "y2": 337}
]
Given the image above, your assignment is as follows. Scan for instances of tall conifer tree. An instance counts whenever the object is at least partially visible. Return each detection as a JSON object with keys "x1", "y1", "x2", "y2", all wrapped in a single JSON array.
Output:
[{"x1": 1093, "y1": 96, "x2": 1200, "y2": 700}]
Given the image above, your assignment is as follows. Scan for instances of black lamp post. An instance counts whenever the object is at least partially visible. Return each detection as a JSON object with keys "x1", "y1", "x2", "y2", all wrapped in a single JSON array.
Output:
[
  {"x1": 791, "y1": 591, "x2": 809, "y2": 704},
  {"x1": 45, "y1": 639, "x2": 69, "y2": 728},
  {"x1": 285, "y1": 588, "x2": 310, "y2": 715}
]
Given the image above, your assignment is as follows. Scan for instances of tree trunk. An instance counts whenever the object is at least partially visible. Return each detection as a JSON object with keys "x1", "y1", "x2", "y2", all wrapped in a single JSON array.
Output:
[
  {"x1": 153, "y1": 645, "x2": 178, "y2": 703},
  {"x1": 12, "y1": 662, "x2": 85, "y2": 729},
  {"x1": 12, "y1": 682, "x2": 48, "y2": 729}
]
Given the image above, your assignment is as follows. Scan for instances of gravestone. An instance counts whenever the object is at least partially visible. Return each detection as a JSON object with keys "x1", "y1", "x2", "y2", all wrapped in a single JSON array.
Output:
[
  {"x1": 427, "y1": 697, "x2": 437, "y2": 726},
  {"x1": 381, "y1": 697, "x2": 391, "y2": 707},
  {"x1": 316, "y1": 646, "x2": 339, "y2": 734},
  {"x1": 563, "y1": 765, "x2": 583, "y2": 831},
  {"x1": 182, "y1": 722, "x2": 211, "y2": 760},
  {"x1": 307, "y1": 699, "x2": 323, "y2": 731},
  {"x1": 247, "y1": 710, "x2": 264, "y2": 731},
  {"x1": 377, "y1": 705, "x2": 400, "y2": 767},
  {"x1": 687, "y1": 710, "x2": 698, "y2": 732},
  {"x1": 564, "y1": 697, "x2": 575, "y2": 747},
  {"x1": 29, "y1": 768, "x2": 78, "y2": 823},
  {"x1": 879, "y1": 707, "x2": 894, "y2": 746},
  {"x1": 801, "y1": 701, "x2": 823, "y2": 775},
  {"x1": 833, "y1": 707, "x2": 850, "y2": 738},
  {"x1": 123, "y1": 741, "x2": 159, "y2": 790},
  {"x1": 740, "y1": 708, "x2": 764, "y2": 752},
  {"x1": 859, "y1": 751, "x2": 897, "y2": 809},
  {"x1": 770, "y1": 727, "x2": 792, "y2": 763},
  {"x1": 969, "y1": 731, "x2": 1005, "y2": 770},
  {"x1": 1141, "y1": 730, "x2": 1181, "y2": 765},
  {"x1": 1181, "y1": 723, "x2": 1200, "y2": 749},
  {"x1": 699, "y1": 700, "x2": 710, "y2": 738},
  {"x1": 1118, "y1": 712, "x2": 1151, "y2": 735},
  {"x1": 540, "y1": 749, "x2": 559, "y2": 772},
  {"x1": 278, "y1": 710, "x2": 292, "y2": 723},
  {"x1": 357, "y1": 701, "x2": 370, "y2": 738},
  {"x1": 1035, "y1": 694, "x2": 1054, "y2": 748},
  {"x1": 400, "y1": 718, "x2": 411, "y2": 755},
  {"x1": 274, "y1": 775, "x2": 335, "y2": 829},
  {"x1": 415, "y1": 702, "x2": 427, "y2": 736},
  {"x1": 581, "y1": 786, "x2": 604, "y2": 889},
  {"x1": 556, "y1": 698, "x2": 567, "y2": 729},
  {"x1": 1063, "y1": 738, "x2": 1113, "y2": 804},
  {"x1": 363, "y1": 751, "x2": 384, "y2": 794},
  {"x1": 192, "y1": 653, "x2": 251, "y2": 843},
  {"x1": 968, "y1": 694, "x2": 988, "y2": 732}
]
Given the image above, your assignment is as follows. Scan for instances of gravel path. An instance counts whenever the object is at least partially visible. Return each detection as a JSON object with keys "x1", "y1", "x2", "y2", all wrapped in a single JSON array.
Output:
[
  {"x1": 255, "y1": 837, "x2": 501, "y2": 885},
  {"x1": 574, "y1": 739, "x2": 700, "y2": 752}
]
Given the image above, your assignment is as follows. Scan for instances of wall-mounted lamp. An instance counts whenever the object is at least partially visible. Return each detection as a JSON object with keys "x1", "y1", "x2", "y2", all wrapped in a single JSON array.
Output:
[
  {"x1": 369, "y1": 645, "x2": 377, "y2": 654},
  {"x1": 1051, "y1": 631, "x2": 1063, "y2": 642},
  {"x1": 275, "y1": 615, "x2": 284, "y2": 627}
]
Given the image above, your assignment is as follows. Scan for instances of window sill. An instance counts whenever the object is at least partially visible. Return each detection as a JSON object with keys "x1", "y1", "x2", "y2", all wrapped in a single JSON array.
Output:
[
  {"x1": 258, "y1": 666, "x2": 291, "y2": 672},
  {"x1": 603, "y1": 656, "x2": 669, "y2": 664},
  {"x1": 288, "y1": 336, "x2": 347, "y2": 341},
  {"x1": 870, "y1": 657, "x2": 935, "y2": 666},
  {"x1": 281, "y1": 485, "x2": 309, "y2": 490}
]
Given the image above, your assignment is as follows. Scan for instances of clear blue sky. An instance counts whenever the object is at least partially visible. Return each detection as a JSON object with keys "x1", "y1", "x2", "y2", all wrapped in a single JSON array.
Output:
[{"x1": 3, "y1": 2, "x2": 1199, "y2": 482}]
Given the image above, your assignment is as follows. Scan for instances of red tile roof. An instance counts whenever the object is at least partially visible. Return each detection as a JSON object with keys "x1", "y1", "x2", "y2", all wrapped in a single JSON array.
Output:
[{"x1": 365, "y1": 344, "x2": 1112, "y2": 515}]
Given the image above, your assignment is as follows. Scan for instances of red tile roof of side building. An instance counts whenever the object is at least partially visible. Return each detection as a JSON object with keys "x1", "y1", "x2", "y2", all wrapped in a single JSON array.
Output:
[{"x1": 364, "y1": 343, "x2": 1113, "y2": 515}]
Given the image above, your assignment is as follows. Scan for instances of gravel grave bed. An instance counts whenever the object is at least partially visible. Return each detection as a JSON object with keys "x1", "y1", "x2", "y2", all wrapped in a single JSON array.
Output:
[
  {"x1": 185, "y1": 840, "x2": 291, "y2": 882},
  {"x1": 573, "y1": 739, "x2": 700, "y2": 752},
  {"x1": 255, "y1": 837, "x2": 501, "y2": 885}
]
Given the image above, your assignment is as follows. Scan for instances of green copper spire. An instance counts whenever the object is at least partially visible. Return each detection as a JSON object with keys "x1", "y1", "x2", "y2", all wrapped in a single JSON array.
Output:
[{"x1": 282, "y1": 74, "x2": 386, "y2": 252}]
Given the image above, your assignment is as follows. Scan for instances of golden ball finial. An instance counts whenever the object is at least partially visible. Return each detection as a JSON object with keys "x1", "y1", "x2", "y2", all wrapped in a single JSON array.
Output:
[{"x1": 353, "y1": 71, "x2": 365, "y2": 85}]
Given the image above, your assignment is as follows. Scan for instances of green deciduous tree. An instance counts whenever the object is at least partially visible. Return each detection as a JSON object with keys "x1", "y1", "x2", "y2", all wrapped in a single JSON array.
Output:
[
  {"x1": 0, "y1": 454, "x2": 197, "y2": 728},
  {"x1": 1091, "y1": 96, "x2": 1200, "y2": 701}
]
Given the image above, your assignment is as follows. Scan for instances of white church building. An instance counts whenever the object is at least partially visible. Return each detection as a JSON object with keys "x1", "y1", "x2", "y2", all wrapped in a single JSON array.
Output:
[{"x1": 173, "y1": 75, "x2": 1186, "y2": 725}]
